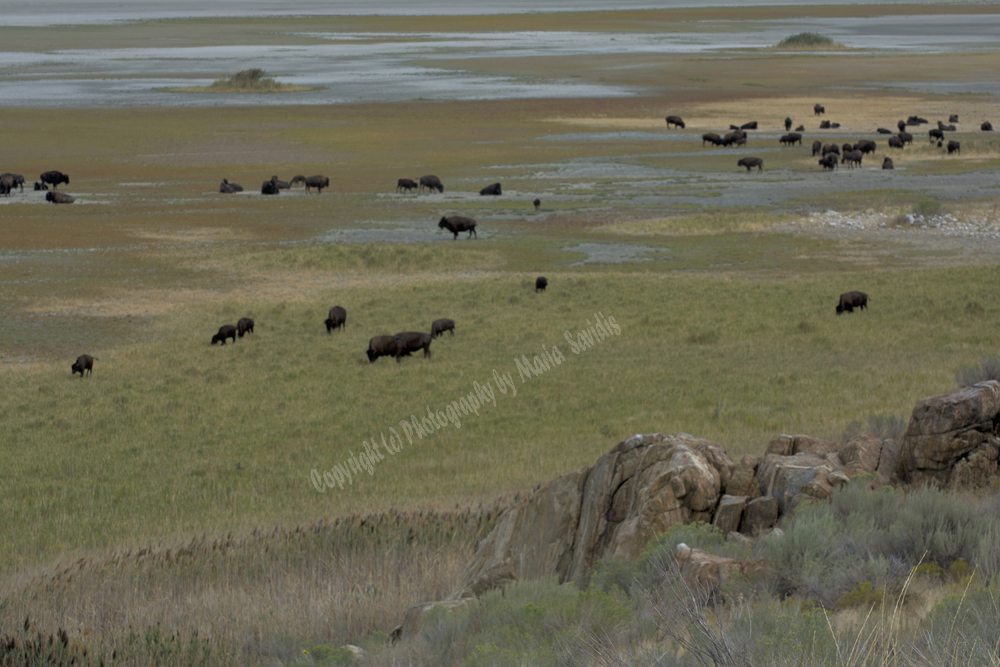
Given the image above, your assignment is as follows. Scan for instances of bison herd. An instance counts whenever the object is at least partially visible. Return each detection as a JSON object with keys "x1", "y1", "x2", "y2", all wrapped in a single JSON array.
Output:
[
  {"x1": 0, "y1": 170, "x2": 72, "y2": 201},
  {"x1": 218, "y1": 174, "x2": 330, "y2": 196}
]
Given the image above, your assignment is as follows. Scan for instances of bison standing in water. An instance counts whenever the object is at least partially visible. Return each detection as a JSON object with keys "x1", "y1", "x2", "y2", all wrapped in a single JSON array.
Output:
[
  {"x1": 836, "y1": 291, "x2": 869, "y2": 315},
  {"x1": 479, "y1": 182, "x2": 502, "y2": 196},
  {"x1": 71, "y1": 354, "x2": 98, "y2": 377},
  {"x1": 419, "y1": 175, "x2": 444, "y2": 194},
  {"x1": 737, "y1": 157, "x2": 763, "y2": 172},
  {"x1": 40, "y1": 170, "x2": 69, "y2": 189},
  {"x1": 665, "y1": 115, "x2": 685, "y2": 129},
  {"x1": 438, "y1": 216, "x2": 477, "y2": 239},
  {"x1": 290, "y1": 175, "x2": 329, "y2": 194}
]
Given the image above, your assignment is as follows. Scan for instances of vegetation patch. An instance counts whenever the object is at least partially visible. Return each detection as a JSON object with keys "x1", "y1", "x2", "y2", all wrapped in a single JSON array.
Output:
[
  {"x1": 165, "y1": 68, "x2": 320, "y2": 94},
  {"x1": 774, "y1": 32, "x2": 846, "y2": 49}
]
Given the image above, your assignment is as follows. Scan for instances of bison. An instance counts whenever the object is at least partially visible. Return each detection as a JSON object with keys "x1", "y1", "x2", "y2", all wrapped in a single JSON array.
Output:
[
  {"x1": 394, "y1": 331, "x2": 432, "y2": 360},
  {"x1": 701, "y1": 132, "x2": 722, "y2": 147},
  {"x1": 261, "y1": 178, "x2": 280, "y2": 195},
  {"x1": 855, "y1": 139, "x2": 876, "y2": 155},
  {"x1": 947, "y1": 140, "x2": 961, "y2": 154},
  {"x1": 928, "y1": 128, "x2": 944, "y2": 142},
  {"x1": 811, "y1": 140, "x2": 822, "y2": 156},
  {"x1": 0, "y1": 173, "x2": 24, "y2": 193},
  {"x1": 0, "y1": 174, "x2": 13, "y2": 197},
  {"x1": 438, "y1": 216, "x2": 477, "y2": 240},
  {"x1": 897, "y1": 120, "x2": 907, "y2": 132},
  {"x1": 46, "y1": 191, "x2": 74, "y2": 204},
  {"x1": 479, "y1": 182, "x2": 502, "y2": 196},
  {"x1": 740, "y1": 121, "x2": 758, "y2": 130},
  {"x1": 877, "y1": 127, "x2": 893, "y2": 134},
  {"x1": 419, "y1": 175, "x2": 444, "y2": 194},
  {"x1": 431, "y1": 318, "x2": 455, "y2": 338},
  {"x1": 822, "y1": 143, "x2": 841, "y2": 156},
  {"x1": 737, "y1": 157, "x2": 763, "y2": 172},
  {"x1": 937, "y1": 121, "x2": 956, "y2": 132},
  {"x1": 325, "y1": 306, "x2": 347, "y2": 333},
  {"x1": 882, "y1": 157, "x2": 894, "y2": 170},
  {"x1": 888, "y1": 136, "x2": 904, "y2": 149},
  {"x1": 785, "y1": 117, "x2": 793, "y2": 131},
  {"x1": 665, "y1": 115, "x2": 685, "y2": 129},
  {"x1": 396, "y1": 178, "x2": 418, "y2": 193},
  {"x1": 949, "y1": 114, "x2": 959, "y2": 123},
  {"x1": 841, "y1": 150, "x2": 863, "y2": 168},
  {"x1": 270, "y1": 175, "x2": 291, "y2": 190},
  {"x1": 836, "y1": 291, "x2": 868, "y2": 315},
  {"x1": 982, "y1": 121, "x2": 994, "y2": 132},
  {"x1": 818, "y1": 154, "x2": 838, "y2": 170},
  {"x1": 33, "y1": 181, "x2": 48, "y2": 191},
  {"x1": 211, "y1": 324, "x2": 238, "y2": 345},
  {"x1": 814, "y1": 104, "x2": 825, "y2": 116},
  {"x1": 71, "y1": 354, "x2": 98, "y2": 378},
  {"x1": 533, "y1": 198, "x2": 541, "y2": 212},
  {"x1": 779, "y1": 133, "x2": 802, "y2": 146},
  {"x1": 219, "y1": 179, "x2": 243, "y2": 193},
  {"x1": 367, "y1": 335, "x2": 403, "y2": 364},
  {"x1": 237, "y1": 317, "x2": 255, "y2": 338},
  {"x1": 722, "y1": 131, "x2": 746, "y2": 147},
  {"x1": 897, "y1": 131, "x2": 913, "y2": 145},
  {"x1": 290, "y1": 174, "x2": 329, "y2": 194},
  {"x1": 820, "y1": 120, "x2": 831, "y2": 129},
  {"x1": 535, "y1": 276, "x2": 548, "y2": 292},
  {"x1": 40, "y1": 170, "x2": 69, "y2": 189},
  {"x1": 907, "y1": 116, "x2": 929, "y2": 125}
]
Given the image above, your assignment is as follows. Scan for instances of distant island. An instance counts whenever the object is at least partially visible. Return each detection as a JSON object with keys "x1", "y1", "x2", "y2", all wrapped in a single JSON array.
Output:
[{"x1": 165, "y1": 68, "x2": 320, "y2": 94}]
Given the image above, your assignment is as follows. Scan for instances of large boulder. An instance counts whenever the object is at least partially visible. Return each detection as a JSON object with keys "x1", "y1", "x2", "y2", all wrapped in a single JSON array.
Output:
[
  {"x1": 896, "y1": 381, "x2": 1000, "y2": 487},
  {"x1": 675, "y1": 543, "x2": 769, "y2": 599}
]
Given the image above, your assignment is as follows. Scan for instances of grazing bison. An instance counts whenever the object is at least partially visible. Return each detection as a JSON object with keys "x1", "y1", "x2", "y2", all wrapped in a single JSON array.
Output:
[
  {"x1": 701, "y1": 132, "x2": 722, "y2": 147},
  {"x1": 982, "y1": 121, "x2": 994, "y2": 132},
  {"x1": 740, "y1": 121, "x2": 758, "y2": 130},
  {"x1": 665, "y1": 115, "x2": 685, "y2": 129},
  {"x1": 419, "y1": 175, "x2": 444, "y2": 194},
  {"x1": 836, "y1": 291, "x2": 869, "y2": 315},
  {"x1": 814, "y1": 104, "x2": 825, "y2": 116},
  {"x1": 947, "y1": 140, "x2": 961, "y2": 154},
  {"x1": 928, "y1": 128, "x2": 944, "y2": 142},
  {"x1": 431, "y1": 318, "x2": 455, "y2": 338},
  {"x1": 290, "y1": 175, "x2": 329, "y2": 194},
  {"x1": 479, "y1": 182, "x2": 502, "y2": 196},
  {"x1": 395, "y1": 331, "x2": 432, "y2": 360},
  {"x1": 737, "y1": 157, "x2": 763, "y2": 172},
  {"x1": 855, "y1": 139, "x2": 876, "y2": 155},
  {"x1": 261, "y1": 178, "x2": 280, "y2": 195},
  {"x1": 897, "y1": 120, "x2": 907, "y2": 132},
  {"x1": 367, "y1": 335, "x2": 403, "y2": 364},
  {"x1": 237, "y1": 317, "x2": 255, "y2": 338},
  {"x1": 438, "y1": 216, "x2": 477, "y2": 240},
  {"x1": 0, "y1": 174, "x2": 13, "y2": 197},
  {"x1": 784, "y1": 117, "x2": 793, "y2": 131},
  {"x1": 819, "y1": 154, "x2": 838, "y2": 170},
  {"x1": 897, "y1": 131, "x2": 913, "y2": 145},
  {"x1": 841, "y1": 150, "x2": 863, "y2": 168},
  {"x1": 722, "y1": 131, "x2": 746, "y2": 147},
  {"x1": 533, "y1": 198, "x2": 541, "y2": 212},
  {"x1": 949, "y1": 114, "x2": 959, "y2": 123},
  {"x1": 882, "y1": 157, "x2": 894, "y2": 170},
  {"x1": 811, "y1": 140, "x2": 822, "y2": 156},
  {"x1": 396, "y1": 178, "x2": 418, "y2": 193},
  {"x1": 888, "y1": 136, "x2": 904, "y2": 149},
  {"x1": 822, "y1": 143, "x2": 841, "y2": 156},
  {"x1": 325, "y1": 306, "x2": 347, "y2": 333},
  {"x1": 46, "y1": 191, "x2": 74, "y2": 204},
  {"x1": 40, "y1": 170, "x2": 69, "y2": 189},
  {"x1": 71, "y1": 354, "x2": 98, "y2": 378},
  {"x1": 33, "y1": 181, "x2": 48, "y2": 191},
  {"x1": 877, "y1": 127, "x2": 893, "y2": 134},
  {"x1": 211, "y1": 324, "x2": 238, "y2": 345},
  {"x1": 219, "y1": 179, "x2": 243, "y2": 193},
  {"x1": 779, "y1": 133, "x2": 802, "y2": 146},
  {"x1": 535, "y1": 276, "x2": 548, "y2": 292}
]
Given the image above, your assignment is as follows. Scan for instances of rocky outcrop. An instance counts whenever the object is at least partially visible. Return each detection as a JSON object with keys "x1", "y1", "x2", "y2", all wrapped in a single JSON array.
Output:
[
  {"x1": 896, "y1": 381, "x2": 1000, "y2": 488},
  {"x1": 675, "y1": 543, "x2": 769, "y2": 598}
]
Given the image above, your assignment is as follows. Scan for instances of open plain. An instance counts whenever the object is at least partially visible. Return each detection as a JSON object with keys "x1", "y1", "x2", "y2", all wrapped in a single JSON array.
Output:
[{"x1": 2, "y1": 2, "x2": 1000, "y2": 663}]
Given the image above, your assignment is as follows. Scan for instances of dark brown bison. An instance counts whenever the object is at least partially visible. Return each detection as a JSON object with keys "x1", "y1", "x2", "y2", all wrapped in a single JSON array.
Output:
[
  {"x1": 841, "y1": 150, "x2": 863, "y2": 168},
  {"x1": 533, "y1": 198, "x2": 541, "y2": 211},
  {"x1": 71, "y1": 354, "x2": 98, "y2": 377},
  {"x1": 219, "y1": 179, "x2": 243, "y2": 193},
  {"x1": 395, "y1": 331, "x2": 432, "y2": 360},
  {"x1": 836, "y1": 291, "x2": 868, "y2": 315},
  {"x1": 701, "y1": 132, "x2": 722, "y2": 147},
  {"x1": 947, "y1": 140, "x2": 961, "y2": 154},
  {"x1": 982, "y1": 121, "x2": 994, "y2": 132},
  {"x1": 0, "y1": 174, "x2": 13, "y2": 197},
  {"x1": 907, "y1": 116, "x2": 928, "y2": 125},
  {"x1": 290, "y1": 175, "x2": 329, "y2": 194},
  {"x1": 270, "y1": 175, "x2": 291, "y2": 190},
  {"x1": 888, "y1": 136, "x2": 904, "y2": 149},
  {"x1": 811, "y1": 140, "x2": 822, "y2": 156},
  {"x1": 822, "y1": 143, "x2": 840, "y2": 156},
  {"x1": 784, "y1": 117, "x2": 793, "y2": 131},
  {"x1": 237, "y1": 317, "x2": 255, "y2": 338},
  {"x1": 897, "y1": 119, "x2": 907, "y2": 132},
  {"x1": 261, "y1": 178, "x2": 280, "y2": 195},
  {"x1": 779, "y1": 133, "x2": 802, "y2": 146},
  {"x1": 820, "y1": 120, "x2": 831, "y2": 129},
  {"x1": 325, "y1": 306, "x2": 347, "y2": 333},
  {"x1": 0, "y1": 173, "x2": 24, "y2": 193},
  {"x1": 928, "y1": 128, "x2": 944, "y2": 142},
  {"x1": 431, "y1": 318, "x2": 455, "y2": 338},
  {"x1": 438, "y1": 216, "x2": 477, "y2": 240},
  {"x1": 665, "y1": 115, "x2": 685, "y2": 129},
  {"x1": 740, "y1": 121, "x2": 758, "y2": 130},
  {"x1": 396, "y1": 178, "x2": 417, "y2": 193},
  {"x1": 419, "y1": 175, "x2": 443, "y2": 194},
  {"x1": 737, "y1": 157, "x2": 763, "y2": 172},
  {"x1": 722, "y1": 131, "x2": 746, "y2": 147},
  {"x1": 819, "y1": 154, "x2": 838, "y2": 170},
  {"x1": 211, "y1": 325, "x2": 238, "y2": 345},
  {"x1": 855, "y1": 139, "x2": 876, "y2": 155},
  {"x1": 46, "y1": 191, "x2": 75, "y2": 204},
  {"x1": 897, "y1": 131, "x2": 913, "y2": 145},
  {"x1": 882, "y1": 157, "x2": 894, "y2": 170},
  {"x1": 367, "y1": 335, "x2": 403, "y2": 364},
  {"x1": 814, "y1": 104, "x2": 825, "y2": 116},
  {"x1": 877, "y1": 127, "x2": 893, "y2": 134},
  {"x1": 535, "y1": 276, "x2": 548, "y2": 292},
  {"x1": 33, "y1": 181, "x2": 48, "y2": 191},
  {"x1": 479, "y1": 182, "x2": 502, "y2": 196},
  {"x1": 842, "y1": 142, "x2": 854, "y2": 154},
  {"x1": 40, "y1": 171, "x2": 69, "y2": 189},
  {"x1": 949, "y1": 114, "x2": 959, "y2": 123},
  {"x1": 937, "y1": 121, "x2": 956, "y2": 132}
]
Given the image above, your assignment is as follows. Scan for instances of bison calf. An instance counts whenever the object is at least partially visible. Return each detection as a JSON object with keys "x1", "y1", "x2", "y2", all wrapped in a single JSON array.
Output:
[
  {"x1": 836, "y1": 291, "x2": 869, "y2": 315},
  {"x1": 431, "y1": 318, "x2": 455, "y2": 338},
  {"x1": 396, "y1": 178, "x2": 417, "y2": 193},
  {"x1": 325, "y1": 306, "x2": 347, "y2": 333},
  {"x1": 71, "y1": 354, "x2": 98, "y2": 377},
  {"x1": 211, "y1": 324, "x2": 238, "y2": 345}
]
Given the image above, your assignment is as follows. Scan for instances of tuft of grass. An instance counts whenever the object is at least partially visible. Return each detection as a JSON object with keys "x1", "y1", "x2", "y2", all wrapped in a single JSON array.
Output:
[{"x1": 955, "y1": 355, "x2": 1000, "y2": 387}]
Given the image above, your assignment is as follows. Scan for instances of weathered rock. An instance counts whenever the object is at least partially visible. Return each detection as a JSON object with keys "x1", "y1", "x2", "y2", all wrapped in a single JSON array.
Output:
[
  {"x1": 726, "y1": 455, "x2": 761, "y2": 498},
  {"x1": 840, "y1": 433, "x2": 884, "y2": 477},
  {"x1": 875, "y1": 438, "x2": 901, "y2": 488},
  {"x1": 767, "y1": 434, "x2": 842, "y2": 458},
  {"x1": 756, "y1": 454, "x2": 836, "y2": 514},
  {"x1": 675, "y1": 543, "x2": 768, "y2": 598},
  {"x1": 739, "y1": 496, "x2": 778, "y2": 535},
  {"x1": 896, "y1": 381, "x2": 1000, "y2": 486},
  {"x1": 726, "y1": 531, "x2": 753, "y2": 548},
  {"x1": 712, "y1": 495, "x2": 747, "y2": 535},
  {"x1": 946, "y1": 442, "x2": 999, "y2": 490},
  {"x1": 390, "y1": 599, "x2": 471, "y2": 643}
]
